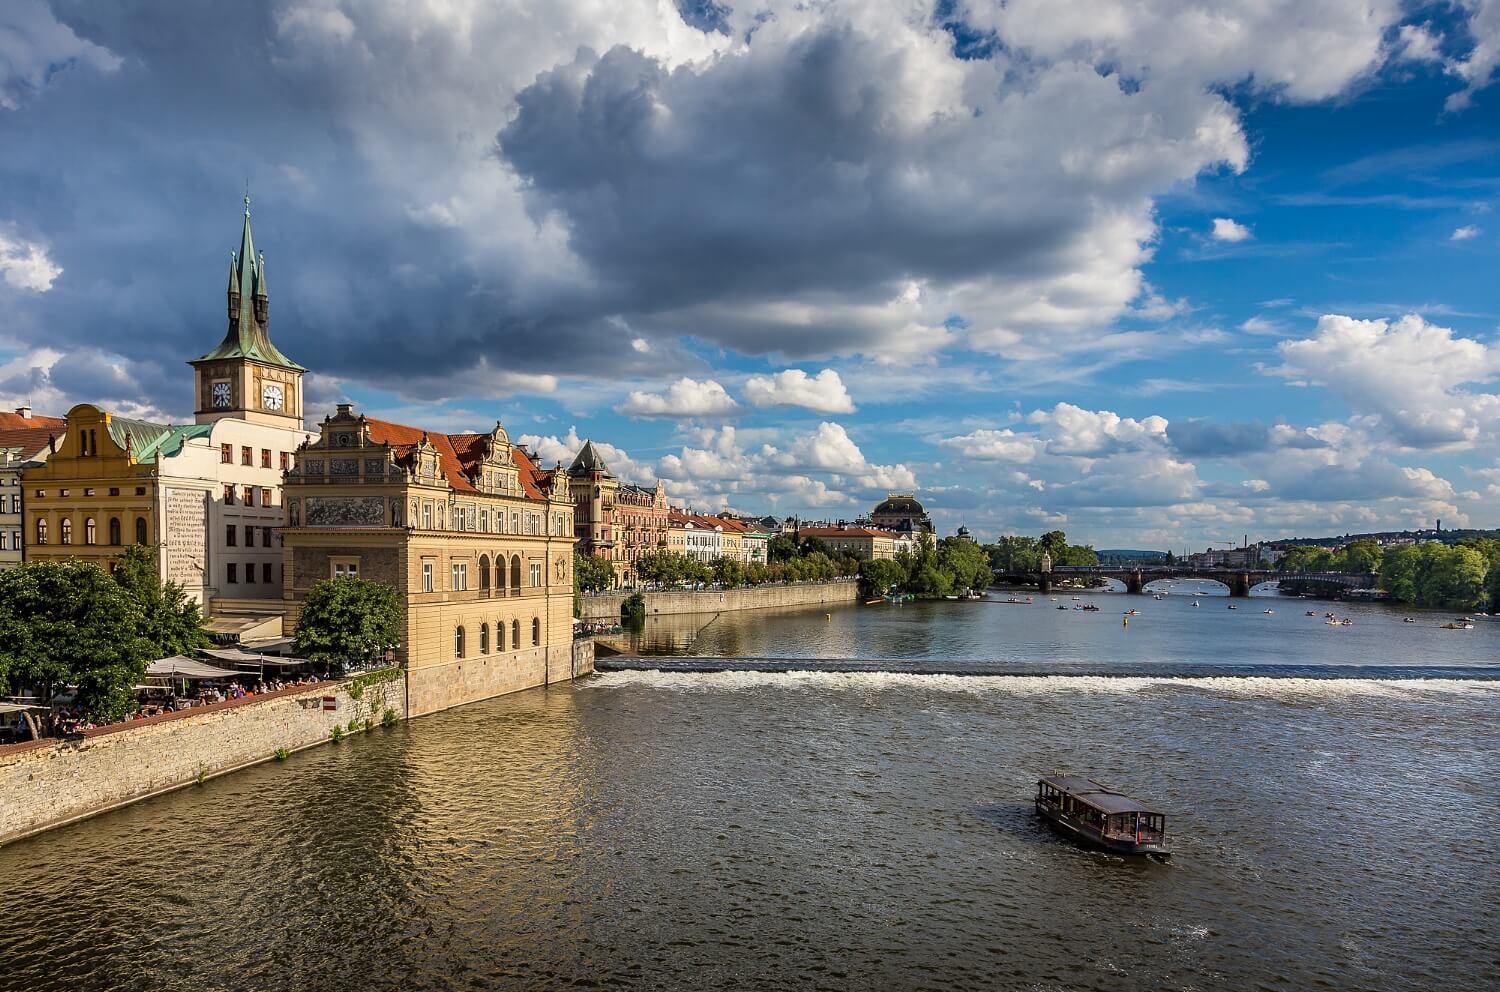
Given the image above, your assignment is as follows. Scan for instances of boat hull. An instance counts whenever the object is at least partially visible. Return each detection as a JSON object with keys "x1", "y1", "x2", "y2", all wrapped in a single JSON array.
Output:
[{"x1": 1035, "y1": 801, "x2": 1169, "y2": 856}]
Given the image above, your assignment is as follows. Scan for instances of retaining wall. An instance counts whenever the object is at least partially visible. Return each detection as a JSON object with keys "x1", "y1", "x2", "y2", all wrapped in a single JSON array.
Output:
[
  {"x1": 406, "y1": 639, "x2": 595, "y2": 717},
  {"x1": 0, "y1": 677, "x2": 402, "y2": 846},
  {"x1": 580, "y1": 579, "x2": 859, "y2": 619}
]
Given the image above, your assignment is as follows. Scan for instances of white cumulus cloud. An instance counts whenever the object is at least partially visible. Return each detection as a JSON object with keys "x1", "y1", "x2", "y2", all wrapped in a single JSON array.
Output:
[
  {"x1": 1451, "y1": 225, "x2": 1481, "y2": 240},
  {"x1": 0, "y1": 231, "x2": 62, "y2": 291},
  {"x1": 1210, "y1": 217, "x2": 1253, "y2": 243},
  {"x1": 743, "y1": 369, "x2": 856, "y2": 414},
  {"x1": 616, "y1": 378, "x2": 739, "y2": 419}
]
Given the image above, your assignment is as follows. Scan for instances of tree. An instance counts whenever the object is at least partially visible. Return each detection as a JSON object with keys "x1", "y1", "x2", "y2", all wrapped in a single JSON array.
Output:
[
  {"x1": 0, "y1": 560, "x2": 156, "y2": 722},
  {"x1": 1057, "y1": 543, "x2": 1100, "y2": 567},
  {"x1": 1280, "y1": 545, "x2": 1335, "y2": 572},
  {"x1": 112, "y1": 544, "x2": 211, "y2": 657},
  {"x1": 1038, "y1": 530, "x2": 1069, "y2": 562},
  {"x1": 1337, "y1": 539, "x2": 1382, "y2": 574},
  {"x1": 573, "y1": 553, "x2": 615, "y2": 593},
  {"x1": 713, "y1": 556, "x2": 745, "y2": 588},
  {"x1": 768, "y1": 534, "x2": 800, "y2": 563},
  {"x1": 294, "y1": 576, "x2": 403, "y2": 674},
  {"x1": 858, "y1": 557, "x2": 906, "y2": 595},
  {"x1": 938, "y1": 537, "x2": 992, "y2": 592},
  {"x1": 988, "y1": 536, "x2": 1040, "y2": 574}
]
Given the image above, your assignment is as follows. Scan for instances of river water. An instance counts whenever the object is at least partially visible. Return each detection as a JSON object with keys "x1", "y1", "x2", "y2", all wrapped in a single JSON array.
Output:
[{"x1": 2, "y1": 590, "x2": 1497, "y2": 992}]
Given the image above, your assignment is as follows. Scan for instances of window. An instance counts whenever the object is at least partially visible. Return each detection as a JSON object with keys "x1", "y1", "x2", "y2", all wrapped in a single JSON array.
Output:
[
  {"x1": 60, "y1": 518, "x2": 72, "y2": 545},
  {"x1": 244, "y1": 525, "x2": 255, "y2": 547},
  {"x1": 261, "y1": 488, "x2": 273, "y2": 507},
  {"x1": 135, "y1": 518, "x2": 147, "y2": 544},
  {"x1": 241, "y1": 446, "x2": 253, "y2": 466},
  {"x1": 225, "y1": 524, "x2": 237, "y2": 547},
  {"x1": 510, "y1": 556, "x2": 522, "y2": 591},
  {"x1": 221, "y1": 443, "x2": 233, "y2": 464},
  {"x1": 261, "y1": 527, "x2": 273, "y2": 547},
  {"x1": 279, "y1": 452, "x2": 290, "y2": 471},
  {"x1": 480, "y1": 624, "x2": 489, "y2": 654},
  {"x1": 246, "y1": 563, "x2": 257, "y2": 583},
  {"x1": 422, "y1": 503, "x2": 432, "y2": 529},
  {"x1": 83, "y1": 488, "x2": 94, "y2": 497},
  {"x1": 8, "y1": 494, "x2": 17, "y2": 513},
  {"x1": 497, "y1": 619, "x2": 506, "y2": 650},
  {"x1": 10, "y1": 531, "x2": 18, "y2": 551},
  {"x1": 227, "y1": 563, "x2": 238, "y2": 584},
  {"x1": 512, "y1": 619, "x2": 520, "y2": 648},
  {"x1": 530, "y1": 562, "x2": 542, "y2": 587},
  {"x1": 480, "y1": 510, "x2": 488, "y2": 532},
  {"x1": 532, "y1": 617, "x2": 540, "y2": 647},
  {"x1": 0, "y1": 532, "x2": 7, "y2": 550},
  {"x1": 35, "y1": 519, "x2": 47, "y2": 545},
  {"x1": 333, "y1": 560, "x2": 359, "y2": 578},
  {"x1": 261, "y1": 448, "x2": 272, "y2": 468},
  {"x1": 262, "y1": 562, "x2": 272, "y2": 584},
  {"x1": 421, "y1": 562, "x2": 433, "y2": 593},
  {"x1": 479, "y1": 555, "x2": 491, "y2": 592},
  {"x1": 108, "y1": 487, "x2": 119, "y2": 497},
  {"x1": 455, "y1": 626, "x2": 465, "y2": 659},
  {"x1": 451, "y1": 562, "x2": 468, "y2": 591},
  {"x1": 84, "y1": 518, "x2": 96, "y2": 545},
  {"x1": 224, "y1": 485, "x2": 235, "y2": 505},
  {"x1": 135, "y1": 487, "x2": 146, "y2": 496},
  {"x1": 243, "y1": 486, "x2": 255, "y2": 506}
]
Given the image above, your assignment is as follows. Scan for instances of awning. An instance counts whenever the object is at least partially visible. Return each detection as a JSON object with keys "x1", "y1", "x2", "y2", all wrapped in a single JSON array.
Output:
[
  {"x1": 145, "y1": 657, "x2": 243, "y2": 679},
  {"x1": 201, "y1": 648, "x2": 307, "y2": 667},
  {"x1": 0, "y1": 702, "x2": 45, "y2": 715}
]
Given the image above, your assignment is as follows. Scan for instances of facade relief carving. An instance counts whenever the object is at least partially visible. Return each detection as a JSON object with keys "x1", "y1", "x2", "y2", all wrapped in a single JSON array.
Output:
[{"x1": 305, "y1": 496, "x2": 385, "y2": 527}]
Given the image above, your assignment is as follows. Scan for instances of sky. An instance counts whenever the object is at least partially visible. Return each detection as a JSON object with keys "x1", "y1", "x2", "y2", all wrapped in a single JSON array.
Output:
[{"x1": 2, "y1": 1, "x2": 1499, "y2": 551}]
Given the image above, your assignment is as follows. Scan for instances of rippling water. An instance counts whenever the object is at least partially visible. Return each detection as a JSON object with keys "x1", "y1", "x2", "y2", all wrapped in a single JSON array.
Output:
[{"x1": 3, "y1": 602, "x2": 1498, "y2": 991}]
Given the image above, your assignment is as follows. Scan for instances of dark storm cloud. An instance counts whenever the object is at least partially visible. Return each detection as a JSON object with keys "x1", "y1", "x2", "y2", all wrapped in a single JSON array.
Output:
[
  {"x1": 1167, "y1": 419, "x2": 1272, "y2": 457},
  {"x1": 0, "y1": 0, "x2": 665, "y2": 410}
]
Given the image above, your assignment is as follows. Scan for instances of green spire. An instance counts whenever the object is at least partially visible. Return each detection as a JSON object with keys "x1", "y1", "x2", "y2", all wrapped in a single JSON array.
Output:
[{"x1": 192, "y1": 195, "x2": 304, "y2": 371}]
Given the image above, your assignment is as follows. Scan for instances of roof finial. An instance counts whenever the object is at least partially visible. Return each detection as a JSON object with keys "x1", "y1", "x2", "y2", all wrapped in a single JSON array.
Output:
[{"x1": 244, "y1": 180, "x2": 251, "y2": 216}]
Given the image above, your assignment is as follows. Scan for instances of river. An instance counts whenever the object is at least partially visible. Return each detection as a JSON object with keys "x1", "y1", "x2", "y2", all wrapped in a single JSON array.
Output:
[{"x1": 1, "y1": 589, "x2": 1497, "y2": 991}]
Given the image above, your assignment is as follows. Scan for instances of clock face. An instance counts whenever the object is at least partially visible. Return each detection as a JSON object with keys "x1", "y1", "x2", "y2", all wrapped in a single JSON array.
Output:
[
  {"x1": 211, "y1": 381, "x2": 232, "y2": 408},
  {"x1": 262, "y1": 383, "x2": 284, "y2": 411}
]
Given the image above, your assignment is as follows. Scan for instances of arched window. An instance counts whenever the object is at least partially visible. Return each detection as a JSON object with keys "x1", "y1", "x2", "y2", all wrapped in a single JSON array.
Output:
[
  {"x1": 497, "y1": 619, "x2": 507, "y2": 650},
  {"x1": 479, "y1": 555, "x2": 491, "y2": 592},
  {"x1": 494, "y1": 558, "x2": 503, "y2": 591},
  {"x1": 532, "y1": 616, "x2": 540, "y2": 647},
  {"x1": 135, "y1": 518, "x2": 148, "y2": 544},
  {"x1": 480, "y1": 623, "x2": 489, "y2": 654},
  {"x1": 454, "y1": 625, "x2": 466, "y2": 659},
  {"x1": 60, "y1": 518, "x2": 72, "y2": 545},
  {"x1": 84, "y1": 518, "x2": 96, "y2": 545},
  {"x1": 36, "y1": 518, "x2": 47, "y2": 545},
  {"x1": 510, "y1": 555, "x2": 522, "y2": 593},
  {"x1": 108, "y1": 517, "x2": 121, "y2": 546},
  {"x1": 511, "y1": 619, "x2": 520, "y2": 649}
]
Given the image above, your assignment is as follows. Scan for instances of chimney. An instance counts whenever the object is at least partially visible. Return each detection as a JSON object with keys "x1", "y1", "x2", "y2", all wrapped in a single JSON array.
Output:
[
  {"x1": 15, "y1": 405, "x2": 31, "y2": 418},
  {"x1": 336, "y1": 403, "x2": 354, "y2": 417}
]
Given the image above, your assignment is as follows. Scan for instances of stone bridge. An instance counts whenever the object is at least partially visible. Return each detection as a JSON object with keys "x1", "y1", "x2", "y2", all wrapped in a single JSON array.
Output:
[{"x1": 1000, "y1": 566, "x2": 1379, "y2": 597}]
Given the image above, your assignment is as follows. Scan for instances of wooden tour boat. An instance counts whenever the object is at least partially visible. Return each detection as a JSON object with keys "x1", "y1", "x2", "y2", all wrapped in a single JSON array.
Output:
[{"x1": 1035, "y1": 776, "x2": 1169, "y2": 856}]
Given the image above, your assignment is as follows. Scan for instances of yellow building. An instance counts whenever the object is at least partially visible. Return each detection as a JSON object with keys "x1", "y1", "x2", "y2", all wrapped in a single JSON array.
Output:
[
  {"x1": 279, "y1": 405, "x2": 582, "y2": 716},
  {"x1": 799, "y1": 526, "x2": 899, "y2": 560}
]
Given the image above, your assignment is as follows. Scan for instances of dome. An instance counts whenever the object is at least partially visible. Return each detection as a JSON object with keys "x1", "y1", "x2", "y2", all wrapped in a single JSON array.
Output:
[{"x1": 873, "y1": 494, "x2": 925, "y2": 516}]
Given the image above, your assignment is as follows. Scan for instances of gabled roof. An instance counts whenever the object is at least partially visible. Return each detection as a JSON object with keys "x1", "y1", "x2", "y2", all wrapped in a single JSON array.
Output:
[
  {"x1": 103, "y1": 416, "x2": 174, "y2": 459},
  {"x1": 360, "y1": 417, "x2": 545, "y2": 499},
  {"x1": 567, "y1": 439, "x2": 612, "y2": 477}
]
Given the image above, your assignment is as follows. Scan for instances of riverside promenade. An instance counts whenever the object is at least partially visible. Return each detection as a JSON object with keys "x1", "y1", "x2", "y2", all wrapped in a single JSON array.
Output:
[{"x1": 578, "y1": 578, "x2": 859, "y2": 620}]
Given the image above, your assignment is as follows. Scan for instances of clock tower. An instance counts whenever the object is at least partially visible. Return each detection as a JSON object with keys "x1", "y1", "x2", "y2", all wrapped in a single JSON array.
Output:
[{"x1": 189, "y1": 196, "x2": 306, "y2": 426}]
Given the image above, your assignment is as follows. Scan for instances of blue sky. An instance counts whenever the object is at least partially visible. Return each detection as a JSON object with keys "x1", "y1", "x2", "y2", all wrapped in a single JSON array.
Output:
[{"x1": 2, "y1": 1, "x2": 1499, "y2": 550}]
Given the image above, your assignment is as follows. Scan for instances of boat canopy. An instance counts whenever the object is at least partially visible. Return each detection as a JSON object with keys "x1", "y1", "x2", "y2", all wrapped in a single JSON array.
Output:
[{"x1": 1039, "y1": 775, "x2": 1162, "y2": 815}]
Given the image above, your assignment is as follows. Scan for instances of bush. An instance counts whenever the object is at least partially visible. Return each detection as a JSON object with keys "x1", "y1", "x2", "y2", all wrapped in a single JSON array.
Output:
[{"x1": 621, "y1": 591, "x2": 646, "y2": 623}]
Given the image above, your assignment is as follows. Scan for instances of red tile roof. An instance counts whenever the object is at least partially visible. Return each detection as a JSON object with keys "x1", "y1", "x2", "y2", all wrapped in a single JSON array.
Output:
[
  {"x1": 0, "y1": 411, "x2": 65, "y2": 433},
  {"x1": 800, "y1": 526, "x2": 895, "y2": 539},
  {"x1": 360, "y1": 417, "x2": 546, "y2": 500},
  {"x1": 0, "y1": 422, "x2": 64, "y2": 460}
]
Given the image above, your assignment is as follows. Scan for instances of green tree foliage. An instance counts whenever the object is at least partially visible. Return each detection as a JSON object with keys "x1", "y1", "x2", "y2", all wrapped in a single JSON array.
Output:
[
  {"x1": 1338, "y1": 539, "x2": 1383, "y2": 574},
  {"x1": 767, "y1": 534, "x2": 800, "y2": 563},
  {"x1": 1278, "y1": 545, "x2": 1336, "y2": 572},
  {"x1": 573, "y1": 553, "x2": 616, "y2": 594},
  {"x1": 1038, "y1": 530, "x2": 1069, "y2": 562},
  {"x1": 713, "y1": 556, "x2": 745, "y2": 588},
  {"x1": 0, "y1": 560, "x2": 157, "y2": 722},
  {"x1": 1379, "y1": 542, "x2": 1490, "y2": 609},
  {"x1": 111, "y1": 544, "x2": 211, "y2": 657},
  {"x1": 857, "y1": 557, "x2": 906, "y2": 595},
  {"x1": 294, "y1": 576, "x2": 403, "y2": 674},
  {"x1": 988, "y1": 536, "x2": 1040, "y2": 574}
]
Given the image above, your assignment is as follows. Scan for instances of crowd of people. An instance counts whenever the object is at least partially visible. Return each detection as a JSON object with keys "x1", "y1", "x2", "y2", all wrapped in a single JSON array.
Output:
[
  {"x1": 573, "y1": 620, "x2": 623, "y2": 637},
  {"x1": 1, "y1": 671, "x2": 330, "y2": 744}
]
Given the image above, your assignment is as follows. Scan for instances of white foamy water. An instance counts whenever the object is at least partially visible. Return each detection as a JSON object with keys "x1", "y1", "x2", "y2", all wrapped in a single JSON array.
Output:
[{"x1": 588, "y1": 668, "x2": 1500, "y2": 702}]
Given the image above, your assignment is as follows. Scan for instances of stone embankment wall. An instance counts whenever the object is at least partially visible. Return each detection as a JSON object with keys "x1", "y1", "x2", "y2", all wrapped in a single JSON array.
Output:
[
  {"x1": 579, "y1": 579, "x2": 859, "y2": 620},
  {"x1": 0, "y1": 677, "x2": 401, "y2": 846},
  {"x1": 406, "y1": 639, "x2": 594, "y2": 717}
]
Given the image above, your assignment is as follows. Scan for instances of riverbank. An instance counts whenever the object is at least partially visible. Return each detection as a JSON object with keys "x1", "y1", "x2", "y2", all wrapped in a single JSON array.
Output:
[
  {"x1": 579, "y1": 578, "x2": 859, "y2": 620},
  {"x1": 0, "y1": 640, "x2": 596, "y2": 847}
]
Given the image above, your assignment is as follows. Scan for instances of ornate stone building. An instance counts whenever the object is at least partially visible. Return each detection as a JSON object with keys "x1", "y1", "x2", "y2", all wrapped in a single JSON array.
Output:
[
  {"x1": 567, "y1": 440, "x2": 670, "y2": 587},
  {"x1": 279, "y1": 405, "x2": 579, "y2": 716},
  {"x1": 0, "y1": 407, "x2": 66, "y2": 570},
  {"x1": 23, "y1": 200, "x2": 313, "y2": 636},
  {"x1": 870, "y1": 493, "x2": 932, "y2": 534}
]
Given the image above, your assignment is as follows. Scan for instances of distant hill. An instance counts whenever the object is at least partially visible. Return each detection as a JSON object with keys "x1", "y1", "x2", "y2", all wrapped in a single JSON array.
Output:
[{"x1": 1267, "y1": 528, "x2": 1500, "y2": 548}]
